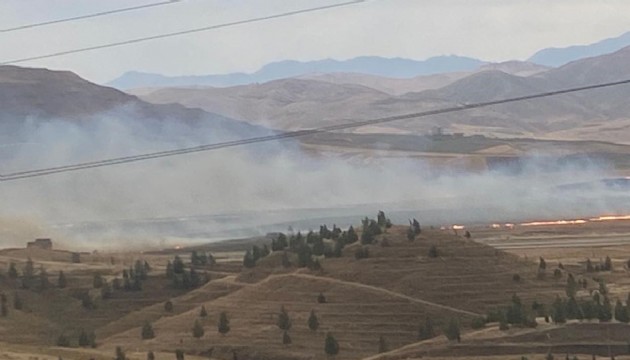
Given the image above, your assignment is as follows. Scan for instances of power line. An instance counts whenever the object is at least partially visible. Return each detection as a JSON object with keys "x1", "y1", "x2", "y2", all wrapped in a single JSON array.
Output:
[
  {"x1": 1, "y1": 78, "x2": 629, "y2": 182},
  {"x1": 0, "y1": 0, "x2": 367, "y2": 65},
  {"x1": 0, "y1": 1, "x2": 182, "y2": 34}
]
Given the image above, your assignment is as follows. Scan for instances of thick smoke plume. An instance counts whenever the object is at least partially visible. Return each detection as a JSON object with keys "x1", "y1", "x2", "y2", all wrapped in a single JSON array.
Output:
[{"x1": 0, "y1": 114, "x2": 626, "y2": 249}]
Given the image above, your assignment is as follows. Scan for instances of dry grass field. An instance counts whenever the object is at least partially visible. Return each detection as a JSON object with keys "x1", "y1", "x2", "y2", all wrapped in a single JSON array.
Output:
[{"x1": 2, "y1": 216, "x2": 630, "y2": 359}]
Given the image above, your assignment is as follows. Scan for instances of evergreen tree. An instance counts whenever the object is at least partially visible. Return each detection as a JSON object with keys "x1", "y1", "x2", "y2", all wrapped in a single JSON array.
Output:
[
  {"x1": 192, "y1": 319, "x2": 204, "y2": 339},
  {"x1": 115, "y1": 346, "x2": 126, "y2": 360},
  {"x1": 252, "y1": 245, "x2": 262, "y2": 262},
  {"x1": 243, "y1": 250, "x2": 256, "y2": 268},
  {"x1": 317, "y1": 292, "x2": 327, "y2": 304},
  {"x1": 175, "y1": 349, "x2": 184, "y2": 360},
  {"x1": 599, "y1": 296, "x2": 613, "y2": 322},
  {"x1": 12, "y1": 292, "x2": 22, "y2": 310},
  {"x1": 164, "y1": 300, "x2": 174, "y2": 312},
  {"x1": 412, "y1": 219, "x2": 421, "y2": 235},
  {"x1": 615, "y1": 299, "x2": 629, "y2": 322},
  {"x1": 565, "y1": 296, "x2": 582, "y2": 320},
  {"x1": 0, "y1": 293, "x2": 8, "y2": 317},
  {"x1": 141, "y1": 322, "x2": 155, "y2": 339},
  {"x1": 281, "y1": 251, "x2": 291, "y2": 268},
  {"x1": 78, "y1": 330, "x2": 90, "y2": 347},
  {"x1": 56, "y1": 334, "x2": 70, "y2": 347},
  {"x1": 218, "y1": 311, "x2": 230, "y2": 335},
  {"x1": 8, "y1": 262, "x2": 18, "y2": 279},
  {"x1": 282, "y1": 331, "x2": 292, "y2": 345},
  {"x1": 428, "y1": 245, "x2": 439, "y2": 258},
  {"x1": 586, "y1": 258, "x2": 594, "y2": 272},
  {"x1": 324, "y1": 332, "x2": 340, "y2": 356},
  {"x1": 200, "y1": 305, "x2": 208, "y2": 317},
  {"x1": 407, "y1": 226, "x2": 415, "y2": 242},
  {"x1": 599, "y1": 280, "x2": 608, "y2": 296},
  {"x1": 566, "y1": 273, "x2": 577, "y2": 297},
  {"x1": 22, "y1": 258, "x2": 35, "y2": 289},
  {"x1": 297, "y1": 244, "x2": 313, "y2": 268},
  {"x1": 539, "y1": 257, "x2": 547, "y2": 270},
  {"x1": 347, "y1": 226, "x2": 358, "y2": 243},
  {"x1": 418, "y1": 317, "x2": 435, "y2": 340},
  {"x1": 147, "y1": 351, "x2": 155, "y2": 360},
  {"x1": 312, "y1": 237, "x2": 325, "y2": 256},
  {"x1": 173, "y1": 256, "x2": 185, "y2": 274},
  {"x1": 101, "y1": 280, "x2": 113, "y2": 299},
  {"x1": 277, "y1": 306, "x2": 292, "y2": 330},
  {"x1": 276, "y1": 233, "x2": 288, "y2": 250},
  {"x1": 378, "y1": 335, "x2": 388, "y2": 353},
  {"x1": 39, "y1": 266, "x2": 49, "y2": 290},
  {"x1": 552, "y1": 296, "x2": 566, "y2": 324},
  {"x1": 166, "y1": 260, "x2": 174, "y2": 279},
  {"x1": 604, "y1": 256, "x2": 613, "y2": 271},
  {"x1": 444, "y1": 317, "x2": 461, "y2": 342},
  {"x1": 93, "y1": 273, "x2": 104, "y2": 289},
  {"x1": 308, "y1": 310, "x2": 320, "y2": 331},
  {"x1": 58, "y1": 270, "x2": 67, "y2": 289}
]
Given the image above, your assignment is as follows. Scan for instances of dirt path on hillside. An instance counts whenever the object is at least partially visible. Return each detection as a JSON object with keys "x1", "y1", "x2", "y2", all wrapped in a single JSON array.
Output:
[{"x1": 261, "y1": 272, "x2": 481, "y2": 317}]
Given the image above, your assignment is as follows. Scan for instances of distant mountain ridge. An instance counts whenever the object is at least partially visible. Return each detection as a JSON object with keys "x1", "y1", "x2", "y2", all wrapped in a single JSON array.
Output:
[
  {"x1": 106, "y1": 55, "x2": 486, "y2": 89},
  {"x1": 528, "y1": 31, "x2": 630, "y2": 67}
]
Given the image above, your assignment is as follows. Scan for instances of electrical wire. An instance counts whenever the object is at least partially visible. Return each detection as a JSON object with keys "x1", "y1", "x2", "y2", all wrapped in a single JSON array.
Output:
[{"x1": 1, "y1": 77, "x2": 629, "y2": 181}]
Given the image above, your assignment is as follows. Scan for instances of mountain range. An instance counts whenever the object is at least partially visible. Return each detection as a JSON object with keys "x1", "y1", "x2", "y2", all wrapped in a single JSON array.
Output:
[{"x1": 133, "y1": 46, "x2": 630, "y2": 143}]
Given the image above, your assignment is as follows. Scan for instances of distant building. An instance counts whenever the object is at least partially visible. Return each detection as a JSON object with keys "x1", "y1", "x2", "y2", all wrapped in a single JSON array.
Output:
[{"x1": 26, "y1": 238, "x2": 53, "y2": 250}]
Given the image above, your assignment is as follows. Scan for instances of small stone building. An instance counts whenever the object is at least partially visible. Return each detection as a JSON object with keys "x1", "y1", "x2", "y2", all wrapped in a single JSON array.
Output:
[{"x1": 26, "y1": 238, "x2": 53, "y2": 250}]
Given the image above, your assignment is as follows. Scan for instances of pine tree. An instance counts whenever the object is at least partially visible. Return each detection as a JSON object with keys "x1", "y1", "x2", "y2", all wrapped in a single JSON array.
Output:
[
  {"x1": 78, "y1": 330, "x2": 90, "y2": 347},
  {"x1": 164, "y1": 300, "x2": 174, "y2": 312},
  {"x1": 1, "y1": 293, "x2": 8, "y2": 317},
  {"x1": 141, "y1": 322, "x2": 155, "y2": 339},
  {"x1": 281, "y1": 251, "x2": 291, "y2": 268},
  {"x1": 8, "y1": 262, "x2": 18, "y2": 279},
  {"x1": 604, "y1": 256, "x2": 613, "y2": 271},
  {"x1": 586, "y1": 258, "x2": 594, "y2": 272},
  {"x1": 378, "y1": 335, "x2": 388, "y2": 353},
  {"x1": 173, "y1": 256, "x2": 185, "y2": 274},
  {"x1": 56, "y1": 334, "x2": 70, "y2": 347},
  {"x1": 243, "y1": 250, "x2": 256, "y2": 268},
  {"x1": 58, "y1": 270, "x2": 67, "y2": 289},
  {"x1": 444, "y1": 317, "x2": 461, "y2": 342},
  {"x1": 282, "y1": 331, "x2": 292, "y2": 345},
  {"x1": 39, "y1": 266, "x2": 49, "y2": 290},
  {"x1": 277, "y1": 306, "x2": 292, "y2": 330},
  {"x1": 317, "y1": 292, "x2": 327, "y2": 304},
  {"x1": 175, "y1": 349, "x2": 184, "y2": 360},
  {"x1": 166, "y1": 260, "x2": 174, "y2": 278},
  {"x1": 539, "y1": 257, "x2": 547, "y2": 270},
  {"x1": 325, "y1": 332, "x2": 340, "y2": 356},
  {"x1": 599, "y1": 296, "x2": 613, "y2": 322},
  {"x1": 200, "y1": 305, "x2": 208, "y2": 317},
  {"x1": 418, "y1": 317, "x2": 435, "y2": 340},
  {"x1": 192, "y1": 319, "x2": 204, "y2": 339},
  {"x1": 147, "y1": 351, "x2": 155, "y2": 360},
  {"x1": 218, "y1": 311, "x2": 230, "y2": 335},
  {"x1": 93, "y1": 273, "x2": 104, "y2": 289},
  {"x1": 22, "y1": 258, "x2": 35, "y2": 289},
  {"x1": 615, "y1": 299, "x2": 629, "y2": 322},
  {"x1": 115, "y1": 346, "x2": 126, "y2": 360},
  {"x1": 407, "y1": 226, "x2": 415, "y2": 242},
  {"x1": 552, "y1": 296, "x2": 566, "y2": 324},
  {"x1": 308, "y1": 310, "x2": 320, "y2": 331},
  {"x1": 428, "y1": 245, "x2": 439, "y2": 258},
  {"x1": 566, "y1": 273, "x2": 577, "y2": 297},
  {"x1": 101, "y1": 280, "x2": 113, "y2": 299},
  {"x1": 347, "y1": 226, "x2": 358, "y2": 243},
  {"x1": 12, "y1": 292, "x2": 22, "y2": 310}
]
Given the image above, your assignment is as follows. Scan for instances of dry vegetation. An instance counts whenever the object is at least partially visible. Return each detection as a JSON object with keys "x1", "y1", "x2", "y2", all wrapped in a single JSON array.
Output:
[{"x1": 2, "y1": 215, "x2": 630, "y2": 359}]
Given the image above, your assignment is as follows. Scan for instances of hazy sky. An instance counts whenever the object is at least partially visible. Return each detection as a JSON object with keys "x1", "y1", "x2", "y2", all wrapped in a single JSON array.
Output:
[{"x1": 1, "y1": 0, "x2": 629, "y2": 83}]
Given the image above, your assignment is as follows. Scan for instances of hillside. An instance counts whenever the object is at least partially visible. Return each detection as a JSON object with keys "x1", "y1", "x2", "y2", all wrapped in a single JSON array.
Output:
[{"x1": 0, "y1": 65, "x2": 265, "y2": 141}]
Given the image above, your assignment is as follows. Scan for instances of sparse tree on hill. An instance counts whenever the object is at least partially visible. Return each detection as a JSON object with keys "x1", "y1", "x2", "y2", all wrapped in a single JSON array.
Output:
[
  {"x1": 8, "y1": 262, "x2": 18, "y2": 279},
  {"x1": 412, "y1": 219, "x2": 421, "y2": 235},
  {"x1": 277, "y1": 306, "x2": 292, "y2": 330},
  {"x1": 546, "y1": 352, "x2": 554, "y2": 360},
  {"x1": 553, "y1": 268, "x2": 562, "y2": 280},
  {"x1": 147, "y1": 351, "x2": 155, "y2": 360},
  {"x1": 56, "y1": 334, "x2": 70, "y2": 347},
  {"x1": 1, "y1": 293, "x2": 8, "y2": 317},
  {"x1": 58, "y1": 270, "x2": 67, "y2": 289},
  {"x1": 192, "y1": 319, "x2": 204, "y2": 339},
  {"x1": 325, "y1": 332, "x2": 340, "y2": 356},
  {"x1": 164, "y1": 300, "x2": 174, "y2": 313},
  {"x1": 428, "y1": 245, "x2": 439, "y2": 258},
  {"x1": 378, "y1": 335, "x2": 388, "y2": 353},
  {"x1": 115, "y1": 346, "x2": 126, "y2": 360},
  {"x1": 354, "y1": 246, "x2": 369, "y2": 260},
  {"x1": 565, "y1": 296, "x2": 582, "y2": 320},
  {"x1": 552, "y1": 296, "x2": 566, "y2": 324},
  {"x1": 599, "y1": 296, "x2": 613, "y2": 322},
  {"x1": 218, "y1": 311, "x2": 230, "y2": 335},
  {"x1": 175, "y1": 349, "x2": 184, "y2": 360},
  {"x1": 281, "y1": 251, "x2": 291, "y2": 268},
  {"x1": 93, "y1": 273, "x2": 104, "y2": 289},
  {"x1": 12, "y1": 292, "x2": 22, "y2": 310},
  {"x1": 418, "y1": 317, "x2": 435, "y2": 340},
  {"x1": 586, "y1": 258, "x2": 594, "y2": 272},
  {"x1": 22, "y1": 257, "x2": 35, "y2": 289},
  {"x1": 615, "y1": 299, "x2": 629, "y2": 323},
  {"x1": 317, "y1": 292, "x2": 327, "y2": 304},
  {"x1": 243, "y1": 250, "x2": 256, "y2": 268},
  {"x1": 78, "y1": 329, "x2": 95, "y2": 347},
  {"x1": 539, "y1": 257, "x2": 547, "y2": 270},
  {"x1": 347, "y1": 226, "x2": 359, "y2": 244},
  {"x1": 166, "y1": 260, "x2": 174, "y2": 279},
  {"x1": 39, "y1": 266, "x2": 49, "y2": 290},
  {"x1": 200, "y1": 305, "x2": 208, "y2": 317},
  {"x1": 604, "y1": 256, "x2": 613, "y2": 271},
  {"x1": 297, "y1": 244, "x2": 313, "y2": 268},
  {"x1": 142, "y1": 322, "x2": 155, "y2": 340},
  {"x1": 173, "y1": 256, "x2": 185, "y2": 274},
  {"x1": 407, "y1": 226, "x2": 415, "y2": 242},
  {"x1": 282, "y1": 331, "x2": 292, "y2": 345},
  {"x1": 308, "y1": 310, "x2": 320, "y2": 331},
  {"x1": 566, "y1": 273, "x2": 577, "y2": 297},
  {"x1": 444, "y1": 318, "x2": 461, "y2": 342}
]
